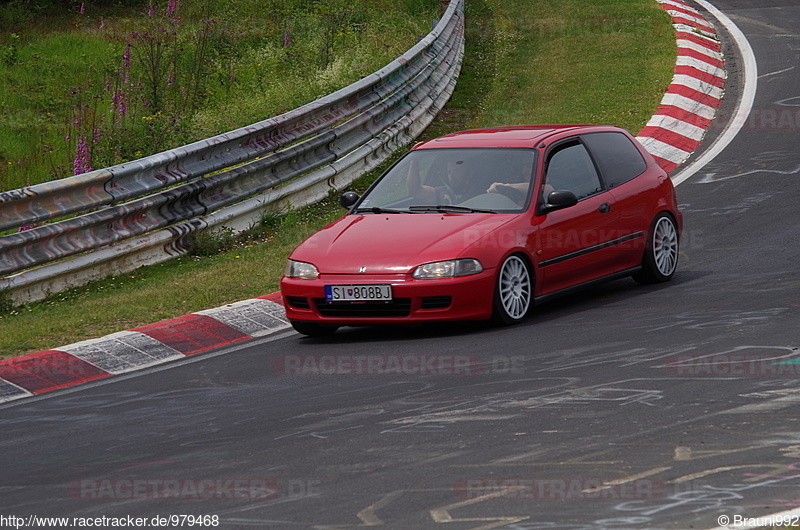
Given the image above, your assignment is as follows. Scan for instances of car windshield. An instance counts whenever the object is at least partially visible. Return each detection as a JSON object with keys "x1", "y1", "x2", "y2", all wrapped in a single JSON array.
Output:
[{"x1": 356, "y1": 148, "x2": 537, "y2": 213}]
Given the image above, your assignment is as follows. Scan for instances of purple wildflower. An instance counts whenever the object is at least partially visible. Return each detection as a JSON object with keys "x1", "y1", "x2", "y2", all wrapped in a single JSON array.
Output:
[
  {"x1": 166, "y1": 0, "x2": 180, "y2": 21},
  {"x1": 73, "y1": 137, "x2": 93, "y2": 175},
  {"x1": 112, "y1": 89, "x2": 128, "y2": 118},
  {"x1": 122, "y1": 43, "x2": 132, "y2": 69},
  {"x1": 120, "y1": 43, "x2": 132, "y2": 87},
  {"x1": 18, "y1": 222, "x2": 41, "y2": 232}
]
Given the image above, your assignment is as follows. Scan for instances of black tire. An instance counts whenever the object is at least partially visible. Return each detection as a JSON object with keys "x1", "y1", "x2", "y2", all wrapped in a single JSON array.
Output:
[
  {"x1": 633, "y1": 212, "x2": 679, "y2": 284},
  {"x1": 490, "y1": 254, "x2": 532, "y2": 325},
  {"x1": 290, "y1": 321, "x2": 339, "y2": 337}
]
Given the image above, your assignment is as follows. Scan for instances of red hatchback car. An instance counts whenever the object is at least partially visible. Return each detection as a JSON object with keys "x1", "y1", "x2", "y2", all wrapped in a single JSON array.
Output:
[{"x1": 281, "y1": 125, "x2": 682, "y2": 336}]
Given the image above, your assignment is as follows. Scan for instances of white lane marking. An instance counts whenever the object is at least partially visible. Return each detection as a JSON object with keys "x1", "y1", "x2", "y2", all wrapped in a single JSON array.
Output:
[
  {"x1": 671, "y1": 0, "x2": 758, "y2": 186},
  {"x1": 196, "y1": 299, "x2": 290, "y2": 336},
  {"x1": 636, "y1": 137, "x2": 692, "y2": 164},
  {"x1": 62, "y1": 331, "x2": 183, "y2": 375},
  {"x1": 0, "y1": 379, "x2": 33, "y2": 404},
  {"x1": 671, "y1": 74, "x2": 725, "y2": 99},
  {"x1": 664, "y1": 9, "x2": 714, "y2": 30},
  {"x1": 657, "y1": 92, "x2": 720, "y2": 119},
  {"x1": 642, "y1": 114, "x2": 707, "y2": 141},
  {"x1": 672, "y1": 22, "x2": 719, "y2": 40},
  {"x1": 758, "y1": 65, "x2": 794, "y2": 79},
  {"x1": 677, "y1": 39, "x2": 725, "y2": 61},
  {"x1": 0, "y1": 329, "x2": 297, "y2": 410},
  {"x1": 677, "y1": 55, "x2": 728, "y2": 77}
]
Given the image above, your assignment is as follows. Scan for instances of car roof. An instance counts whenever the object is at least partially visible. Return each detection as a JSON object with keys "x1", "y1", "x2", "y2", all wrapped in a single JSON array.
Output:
[{"x1": 412, "y1": 124, "x2": 624, "y2": 149}]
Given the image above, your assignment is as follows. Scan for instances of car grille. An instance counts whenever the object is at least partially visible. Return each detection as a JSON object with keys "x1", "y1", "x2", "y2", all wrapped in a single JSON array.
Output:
[
  {"x1": 421, "y1": 296, "x2": 452, "y2": 309},
  {"x1": 313, "y1": 298, "x2": 412, "y2": 317},
  {"x1": 286, "y1": 296, "x2": 311, "y2": 309}
]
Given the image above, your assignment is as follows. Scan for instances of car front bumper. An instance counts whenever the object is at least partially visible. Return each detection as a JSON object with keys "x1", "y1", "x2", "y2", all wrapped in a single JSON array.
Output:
[{"x1": 280, "y1": 271, "x2": 496, "y2": 326}]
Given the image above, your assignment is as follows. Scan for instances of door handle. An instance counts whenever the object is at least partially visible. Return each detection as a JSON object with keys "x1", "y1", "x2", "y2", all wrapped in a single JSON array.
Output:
[{"x1": 598, "y1": 203, "x2": 611, "y2": 214}]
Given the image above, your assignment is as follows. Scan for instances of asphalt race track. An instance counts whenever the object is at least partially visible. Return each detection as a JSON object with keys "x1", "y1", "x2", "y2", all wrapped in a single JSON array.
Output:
[{"x1": 2, "y1": 1, "x2": 800, "y2": 529}]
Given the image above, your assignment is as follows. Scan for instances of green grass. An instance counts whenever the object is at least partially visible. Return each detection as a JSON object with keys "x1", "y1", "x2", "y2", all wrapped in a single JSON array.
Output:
[
  {"x1": 0, "y1": 0, "x2": 436, "y2": 190},
  {"x1": 0, "y1": 0, "x2": 676, "y2": 358},
  {"x1": 0, "y1": 196, "x2": 347, "y2": 355},
  {"x1": 465, "y1": 0, "x2": 674, "y2": 131}
]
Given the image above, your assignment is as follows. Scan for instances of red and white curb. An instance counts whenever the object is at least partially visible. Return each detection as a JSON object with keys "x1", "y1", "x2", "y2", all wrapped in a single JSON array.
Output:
[
  {"x1": 0, "y1": 294, "x2": 289, "y2": 403},
  {"x1": 637, "y1": 0, "x2": 727, "y2": 174},
  {"x1": 0, "y1": 0, "x2": 731, "y2": 404}
]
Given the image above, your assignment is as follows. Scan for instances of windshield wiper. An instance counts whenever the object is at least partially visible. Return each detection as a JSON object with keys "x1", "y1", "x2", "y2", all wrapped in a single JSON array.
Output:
[
  {"x1": 354, "y1": 207, "x2": 414, "y2": 214},
  {"x1": 408, "y1": 205, "x2": 496, "y2": 214}
]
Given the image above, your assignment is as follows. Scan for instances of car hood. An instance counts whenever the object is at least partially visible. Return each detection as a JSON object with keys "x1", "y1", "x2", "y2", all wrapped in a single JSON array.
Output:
[{"x1": 291, "y1": 213, "x2": 515, "y2": 274}]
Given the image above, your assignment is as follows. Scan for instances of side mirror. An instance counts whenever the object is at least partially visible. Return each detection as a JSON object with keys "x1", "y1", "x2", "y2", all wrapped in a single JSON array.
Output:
[
  {"x1": 540, "y1": 190, "x2": 578, "y2": 214},
  {"x1": 339, "y1": 191, "x2": 360, "y2": 209}
]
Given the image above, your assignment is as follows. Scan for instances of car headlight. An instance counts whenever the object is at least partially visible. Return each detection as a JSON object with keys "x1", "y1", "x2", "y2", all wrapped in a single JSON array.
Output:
[
  {"x1": 285, "y1": 259, "x2": 319, "y2": 279},
  {"x1": 412, "y1": 259, "x2": 483, "y2": 279}
]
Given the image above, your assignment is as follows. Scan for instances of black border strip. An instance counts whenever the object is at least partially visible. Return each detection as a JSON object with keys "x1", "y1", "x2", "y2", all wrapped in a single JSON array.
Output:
[{"x1": 539, "y1": 231, "x2": 644, "y2": 268}]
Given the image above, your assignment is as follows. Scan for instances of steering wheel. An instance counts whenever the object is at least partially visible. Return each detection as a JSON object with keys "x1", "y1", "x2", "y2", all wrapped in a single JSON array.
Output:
[{"x1": 492, "y1": 184, "x2": 526, "y2": 203}]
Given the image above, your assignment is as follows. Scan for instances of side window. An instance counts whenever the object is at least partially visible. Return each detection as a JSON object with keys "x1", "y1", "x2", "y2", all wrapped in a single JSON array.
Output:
[
  {"x1": 544, "y1": 141, "x2": 602, "y2": 200},
  {"x1": 582, "y1": 132, "x2": 647, "y2": 188}
]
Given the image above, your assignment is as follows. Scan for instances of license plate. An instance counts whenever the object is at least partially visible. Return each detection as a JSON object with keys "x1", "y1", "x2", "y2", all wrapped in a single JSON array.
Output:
[{"x1": 325, "y1": 284, "x2": 392, "y2": 301}]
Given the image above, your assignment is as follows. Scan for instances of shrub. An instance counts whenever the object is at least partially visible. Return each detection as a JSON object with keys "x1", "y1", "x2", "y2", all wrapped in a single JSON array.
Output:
[{"x1": 0, "y1": 0, "x2": 436, "y2": 192}]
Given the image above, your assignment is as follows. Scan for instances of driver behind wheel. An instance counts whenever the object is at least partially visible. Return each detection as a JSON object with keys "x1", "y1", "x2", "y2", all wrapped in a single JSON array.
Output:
[
  {"x1": 485, "y1": 161, "x2": 532, "y2": 204},
  {"x1": 407, "y1": 159, "x2": 482, "y2": 205},
  {"x1": 486, "y1": 181, "x2": 529, "y2": 203}
]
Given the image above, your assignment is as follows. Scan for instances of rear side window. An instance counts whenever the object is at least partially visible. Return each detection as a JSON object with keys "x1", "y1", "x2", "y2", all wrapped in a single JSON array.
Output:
[
  {"x1": 545, "y1": 141, "x2": 602, "y2": 200},
  {"x1": 582, "y1": 132, "x2": 647, "y2": 188}
]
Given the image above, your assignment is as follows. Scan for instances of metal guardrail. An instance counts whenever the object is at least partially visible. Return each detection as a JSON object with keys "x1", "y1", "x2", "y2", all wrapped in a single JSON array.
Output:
[{"x1": 0, "y1": 0, "x2": 464, "y2": 304}]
